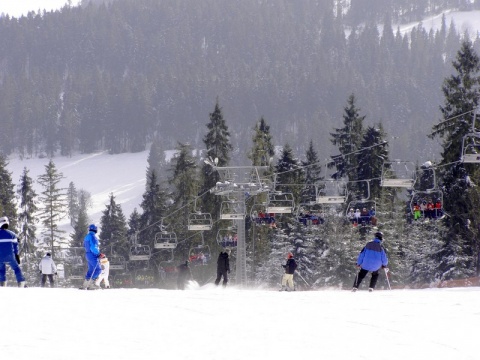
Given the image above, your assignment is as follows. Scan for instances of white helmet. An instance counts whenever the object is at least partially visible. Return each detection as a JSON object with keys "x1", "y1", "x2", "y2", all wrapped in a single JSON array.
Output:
[{"x1": 0, "y1": 216, "x2": 9, "y2": 228}]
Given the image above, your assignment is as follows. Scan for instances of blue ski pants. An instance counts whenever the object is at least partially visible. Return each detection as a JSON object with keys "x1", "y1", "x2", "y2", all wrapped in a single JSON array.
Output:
[
  {"x1": 85, "y1": 252, "x2": 101, "y2": 281},
  {"x1": 0, "y1": 253, "x2": 25, "y2": 282}
]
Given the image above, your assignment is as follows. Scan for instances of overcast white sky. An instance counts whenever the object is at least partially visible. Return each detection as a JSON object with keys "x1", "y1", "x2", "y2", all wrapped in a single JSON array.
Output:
[{"x1": 0, "y1": 0, "x2": 81, "y2": 18}]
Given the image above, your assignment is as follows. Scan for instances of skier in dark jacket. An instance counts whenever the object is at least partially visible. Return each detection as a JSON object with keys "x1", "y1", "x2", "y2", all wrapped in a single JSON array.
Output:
[
  {"x1": 0, "y1": 216, "x2": 26, "y2": 287},
  {"x1": 214, "y1": 248, "x2": 231, "y2": 287},
  {"x1": 280, "y1": 252, "x2": 297, "y2": 291},
  {"x1": 352, "y1": 231, "x2": 388, "y2": 292},
  {"x1": 177, "y1": 260, "x2": 192, "y2": 290}
]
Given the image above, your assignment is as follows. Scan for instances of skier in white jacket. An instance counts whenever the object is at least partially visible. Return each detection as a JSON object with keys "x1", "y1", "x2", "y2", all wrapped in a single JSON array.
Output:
[
  {"x1": 39, "y1": 253, "x2": 57, "y2": 287},
  {"x1": 95, "y1": 254, "x2": 110, "y2": 289}
]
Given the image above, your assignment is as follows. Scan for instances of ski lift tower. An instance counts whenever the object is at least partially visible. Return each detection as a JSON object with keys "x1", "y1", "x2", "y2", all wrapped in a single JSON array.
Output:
[{"x1": 205, "y1": 159, "x2": 271, "y2": 286}]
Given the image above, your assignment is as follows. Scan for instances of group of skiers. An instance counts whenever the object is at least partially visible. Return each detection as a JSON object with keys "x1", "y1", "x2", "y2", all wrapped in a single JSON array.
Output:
[
  {"x1": 0, "y1": 215, "x2": 388, "y2": 291},
  {"x1": 38, "y1": 223, "x2": 110, "y2": 289}
]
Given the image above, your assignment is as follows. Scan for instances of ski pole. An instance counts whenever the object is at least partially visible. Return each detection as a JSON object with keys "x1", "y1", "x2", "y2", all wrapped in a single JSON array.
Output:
[
  {"x1": 384, "y1": 267, "x2": 392, "y2": 290},
  {"x1": 353, "y1": 270, "x2": 359, "y2": 288},
  {"x1": 296, "y1": 272, "x2": 310, "y2": 287},
  {"x1": 89, "y1": 257, "x2": 100, "y2": 282}
]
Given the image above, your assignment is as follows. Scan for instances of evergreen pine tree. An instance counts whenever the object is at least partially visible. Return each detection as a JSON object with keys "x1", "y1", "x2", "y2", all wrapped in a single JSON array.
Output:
[
  {"x1": 146, "y1": 136, "x2": 166, "y2": 184},
  {"x1": 127, "y1": 208, "x2": 142, "y2": 241},
  {"x1": 37, "y1": 159, "x2": 68, "y2": 257},
  {"x1": 200, "y1": 99, "x2": 233, "y2": 221},
  {"x1": 139, "y1": 170, "x2": 169, "y2": 251},
  {"x1": 356, "y1": 124, "x2": 390, "y2": 200},
  {"x1": 168, "y1": 142, "x2": 199, "y2": 254},
  {"x1": 0, "y1": 155, "x2": 18, "y2": 230},
  {"x1": 70, "y1": 189, "x2": 92, "y2": 248},
  {"x1": 66, "y1": 181, "x2": 79, "y2": 226},
  {"x1": 274, "y1": 143, "x2": 304, "y2": 199},
  {"x1": 248, "y1": 117, "x2": 275, "y2": 167},
  {"x1": 99, "y1": 193, "x2": 129, "y2": 257},
  {"x1": 429, "y1": 40, "x2": 480, "y2": 278},
  {"x1": 330, "y1": 94, "x2": 365, "y2": 186},
  {"x1": 17, "y1": 167, "x2": 38, "y2": 258},
  {"x1": 301, "y1": 140, "x2": 323, "y2": 204},
  {"x1": 70, "y1": 198, "x2": 90, "y2": 248}
]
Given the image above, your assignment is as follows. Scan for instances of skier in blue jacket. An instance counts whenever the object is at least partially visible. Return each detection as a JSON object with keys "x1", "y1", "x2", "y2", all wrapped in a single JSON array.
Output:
[
  {"x1": 81, "y1": 224, "x2": 102, "y2": 290},
  {"x1": 0, "y1": 216, "x2": 26, "y2": 287},
  {"x1": 352, "y1": 231, "x2": 388, "y2": 292}
]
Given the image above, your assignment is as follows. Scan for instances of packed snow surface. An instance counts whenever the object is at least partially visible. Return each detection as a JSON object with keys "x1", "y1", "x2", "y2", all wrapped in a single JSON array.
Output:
[{"x1": 1, "y1": 284, "x2": 478, "y2": 360}]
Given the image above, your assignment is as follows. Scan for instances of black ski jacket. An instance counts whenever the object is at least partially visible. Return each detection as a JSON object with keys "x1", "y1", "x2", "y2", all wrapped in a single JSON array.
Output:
[
  {"x1": 283, "y1": 258, "x2": 297, "y2": 274},
  {"x1": 217, "y1": 252, "x2": 230, "y2": 272}
]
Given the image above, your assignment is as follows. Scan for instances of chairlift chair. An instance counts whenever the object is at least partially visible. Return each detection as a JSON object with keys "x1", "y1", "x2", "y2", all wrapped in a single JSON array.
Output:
[
  {"x1": 220, "y1": 200, "x2": 245, "y2": 220},
  {"x1": 413, "y1": 163, "x2": 437, "y2": 192},
  {"x1": 188, "y1": 244, "x2": 211, "y2": 266},
  {"x1": 316, "y1": 181, "x2": 347, "y2": 204},
  {"x1": 216, "y1": 227, "x2": 238, "y2": 248},
  {"x1": 346, "y1": 200, "x2": 378, "y2": 227},
  {"x1": 461, "y1": 133, "x2": 480, "y2": 163},
  {"x1": 129, "y1": 244, "x2": 152, "y2": 261},
  {"x1": 56, "y1": 263, "x2": 65, "y2": 279},
  {"x1": 109, "y1": 255, "x2": 127, "y2": 271},
  {"x1": 187, "y1": 212, "x2": 213, "y2": 231},
  {"x1": 154, "y1": 231, "x2": 178, "y2": 249},
  {"x1": 134, "y1": 269, "x2": 156, "y2": 288},
  {"x1": 265, "y1": 192, "x2": 294, "y2": 213},
  {"x1": 113, "y1": 273, "x2": 134, "y2": 288},
  {"x1": 250, "y1": 202, "x2": 276, "y2": 226},
  {"x1": 296, "y1": 203, "x2": 325, "y2": 226},
  {"x1": 380, "y1": 161, "x2": 415, "y2": 188},
  {"x1": 67, "y1": 265, "x2": 85, "y2": 281},
  {"x1": 410, "y1": 189, "x2": 444, "y2": 221}
]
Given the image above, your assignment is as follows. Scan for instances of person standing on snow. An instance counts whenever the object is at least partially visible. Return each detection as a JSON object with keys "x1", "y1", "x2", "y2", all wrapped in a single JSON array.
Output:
[
  {"x1": 214, "y1": 248, "x2": 231, "y2": 287},
  {"x1": 280, "y1": 252, "x2": 297, "y2": 291},
  {"x1": 0, "y1": 216, "x2": 26, "y2": 287},
  {"x1": 94, "y1": 253, "x2": 110, "y2": 289},
  {"x1": 177, "y1": 260, "x2": 192, "y2": 290},
  {"x1": 39, "y1": 253, "x2": 57, "y2": 287},
  {"x1": 352, "y1": 231, "x2": 388, "y2": 292},
  {"x1": 81, "y1": 224, "x2": 102, "y2": 290}
]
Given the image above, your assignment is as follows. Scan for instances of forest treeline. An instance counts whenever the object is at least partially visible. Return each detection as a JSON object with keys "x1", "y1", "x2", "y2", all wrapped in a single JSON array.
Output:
[
  {"x1": 2, "y1": 37, "x2": 479, "y2": 289},
  {"x1": 0, "y1": 0, "x2": 479, "y2": 162},
  {"x1": 1, "y1": 1, "x2": 480, "y2": 289}
]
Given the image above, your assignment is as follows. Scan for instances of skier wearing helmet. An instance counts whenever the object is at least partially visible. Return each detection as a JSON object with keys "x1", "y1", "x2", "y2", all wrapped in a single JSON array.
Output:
[
  {"x1": 280, "y1": 252, "x2": 297, "y2": 291},
  {"x1": 352, "y1": 231, "x2": 388, "y2": 292},
  {"x1": 0, "y1": 216, "x2": 26, "y2": 287},
  {"x1": 81, "y1": 224, "x2": 102, "y2": 290}
]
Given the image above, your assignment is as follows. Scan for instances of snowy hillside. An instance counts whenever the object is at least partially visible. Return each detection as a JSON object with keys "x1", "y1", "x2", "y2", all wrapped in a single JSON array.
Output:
[
  {"x1": 398, "y1": 9, "x2": 480, "y2": 38},
  {"x1": 7, "y1": 151, "x2": 149, "y2": 232}
]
